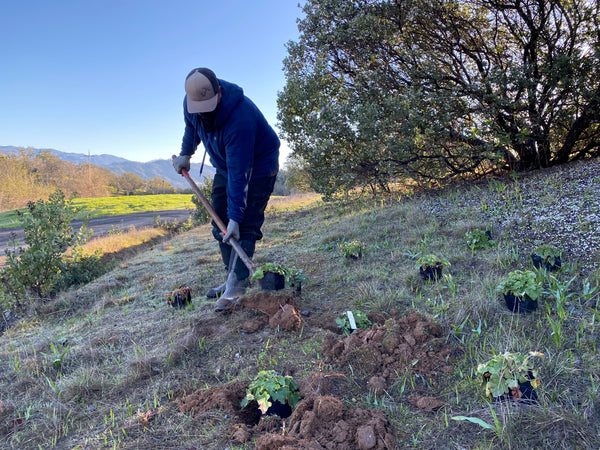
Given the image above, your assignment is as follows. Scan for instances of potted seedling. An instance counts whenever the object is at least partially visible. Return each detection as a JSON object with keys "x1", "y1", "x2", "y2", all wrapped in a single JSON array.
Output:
[
  {"x1": 339, "y1": 240, "x2": 366, "y2": 259},
  {"x1": 251, "y1": 263, "x2": 287, "y2": 291},
  {"x1": 241, "y1": 370, "x2": 301, "y2": 419},
  {"x1": 465, "y1": 229, "x2": 494, "y2": 257},
  {"x1": 286, "y1": 267, "x2": 307, "y2": 294},
  {"x1": 531, "y1": 244, "x2": 563, "y2": 271},
  {"x1": 335, "y1": 310, "x2": 372, "y2": 335},
  {"x1": 165, "y1": 286, "x2": 192, "y2": 308},
  {"x1": 415, "y1": 254, "x2": 450, "y2": 281},
  {"x1": 477, "y1": 351, "x2": 543, "y2": 403},
  {"x1": 496, "y1": 270, "x2": 543, "y2": 313}
]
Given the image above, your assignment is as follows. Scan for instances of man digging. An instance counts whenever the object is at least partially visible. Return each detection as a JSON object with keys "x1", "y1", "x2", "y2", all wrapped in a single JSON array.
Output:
[{"x1": 172, "y1": 68, "x2": 280, "y2": 311}]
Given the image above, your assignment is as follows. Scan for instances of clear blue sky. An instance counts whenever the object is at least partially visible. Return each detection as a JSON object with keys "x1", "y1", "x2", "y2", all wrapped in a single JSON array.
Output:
[{"x1": 0, "y1": 1, "x2": 303, "y2": 165}]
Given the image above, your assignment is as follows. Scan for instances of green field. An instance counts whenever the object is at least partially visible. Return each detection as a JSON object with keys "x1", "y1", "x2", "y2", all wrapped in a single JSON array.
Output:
[{"x1": 0, "y1": 194, "x2": 195, "y2": 229}]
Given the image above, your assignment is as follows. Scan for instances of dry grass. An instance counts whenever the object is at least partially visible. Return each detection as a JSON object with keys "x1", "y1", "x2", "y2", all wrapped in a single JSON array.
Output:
[
  {"x1": 80, "y1": 226, "x2": 168, "y2": 256},
  {"x1": 1, "y1": 160, "x2": 600, "y2": 449}
]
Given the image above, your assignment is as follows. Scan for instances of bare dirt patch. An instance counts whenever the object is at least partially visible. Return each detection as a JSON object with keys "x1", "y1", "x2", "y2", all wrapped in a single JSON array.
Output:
[
  {"x1": 322, "y1": 312, "x2": 460, "y2": 387},
  {"x1": 255, "y1": 395, "x2": 395, "y2": 449},
  {"x1": 236, "y1": 291, "x2": 303, "y2": 332},
  {"x1": 174, "y1": 311, "x2": 457, "y2": 449},
  {"x1": 177, "y1": 380, "x2": 396, "y2": 449}
]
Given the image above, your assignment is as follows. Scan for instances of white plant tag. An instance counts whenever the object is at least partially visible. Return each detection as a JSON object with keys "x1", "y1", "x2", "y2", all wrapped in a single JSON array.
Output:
[{"x1": 347, "y1": 311, "x2": 357, "y2": 330}]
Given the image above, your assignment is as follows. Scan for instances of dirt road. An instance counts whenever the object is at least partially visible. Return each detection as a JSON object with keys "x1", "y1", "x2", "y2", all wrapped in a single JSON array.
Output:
[{"x1": 0, "y1": 209, "x2": 192, "y2": 254}]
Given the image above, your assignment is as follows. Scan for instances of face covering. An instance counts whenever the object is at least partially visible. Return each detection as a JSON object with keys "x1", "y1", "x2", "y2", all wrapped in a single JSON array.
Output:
[{"x1": 199, "y1": 110, "x2": 218, "y2": 132}]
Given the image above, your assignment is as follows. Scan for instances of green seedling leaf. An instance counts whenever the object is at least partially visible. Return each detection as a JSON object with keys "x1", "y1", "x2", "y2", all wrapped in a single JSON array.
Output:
[{"x1": 451, "y1": 416, "x2": 494, "y2": 430}]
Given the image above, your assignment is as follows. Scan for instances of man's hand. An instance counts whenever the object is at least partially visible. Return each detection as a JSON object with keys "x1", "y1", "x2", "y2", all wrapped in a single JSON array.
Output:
[
  {"x1": 172, "y1": 155, "x2": 191, "y2": 174},
  {"x1": 222, "y1": 220, "x2": 240, "y2": 245}
]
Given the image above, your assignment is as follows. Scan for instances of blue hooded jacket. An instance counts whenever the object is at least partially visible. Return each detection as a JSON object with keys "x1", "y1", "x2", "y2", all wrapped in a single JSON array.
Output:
[{"x1": 180, "y1": 79, "x2": 280, "y2": 223}]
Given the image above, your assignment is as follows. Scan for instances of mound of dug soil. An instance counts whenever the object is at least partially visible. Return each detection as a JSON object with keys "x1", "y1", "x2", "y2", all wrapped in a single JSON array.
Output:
[
  {"x1": 255, "y1": 395, "x2": 395, "y2": 449},
  {"x1": 322, "y1": 312, "x2": 458, "y2": 389},
  {"x1": 237, "y1": 292, "x2": 302, "y2": 332},
  {"x1": 177, "y1": 376, "x2": 395, "y2": 449},
  {"x1": 177, "y1": 381, "x2": 247, "y2": 417}
]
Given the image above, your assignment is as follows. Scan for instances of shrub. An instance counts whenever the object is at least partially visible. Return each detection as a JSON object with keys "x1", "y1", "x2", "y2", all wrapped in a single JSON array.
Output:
[
  {"x1": 0, "y1": 190, "x2": 100, "y2": 303},
  {"x1": 190, "y1": 178, "x2": 214, "y2": 225}
]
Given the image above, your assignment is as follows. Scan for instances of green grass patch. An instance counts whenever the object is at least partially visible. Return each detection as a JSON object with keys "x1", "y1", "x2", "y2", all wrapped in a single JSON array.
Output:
[{"x1": 0, "y1": 194, "x2": 195, "y2": 228}]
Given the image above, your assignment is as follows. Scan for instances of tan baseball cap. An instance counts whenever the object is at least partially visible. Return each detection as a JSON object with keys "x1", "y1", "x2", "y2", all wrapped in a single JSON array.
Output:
[{"x1": 185, "y1": 68, "x2": 220, "y2": 113}]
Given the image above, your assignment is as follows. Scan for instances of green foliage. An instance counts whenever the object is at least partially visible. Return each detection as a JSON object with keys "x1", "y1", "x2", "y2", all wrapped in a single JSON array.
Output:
[
  {"x1": 0, "y1": 190, "x2": 100, "y2": 302},
  {"x1": 496, "y1": 270, "x2": 544, "y2": 301},
  {"x1": 533, "y1": 244, "x2": 563, "y2": 262},
  {"x1": 339, "y1": 240, "x2": 366, "y2": 259},
  {"x1": 335, "y1": 310, "x2": 372, "y2": 335},
  {"x1": 278, "y1": 0, "x2": 600, "y2": 198},
  {"x1": 465, "y1": 229, "x2": 494, "y2": 256},
  {"x1": 286, "y1": 267, "x2": 307, "y2": 287},
  {"x1": 415, "y1": 254, "x2": 450, "y2": 269},
  {"x1": 241, "y1": 370, "x2": 301, "y2": 414},
  {"x1": 190, "y1": 178, "x2": 214, "y2": 225},
  {"x1": 477, "y1": 352, "x2": 543, "y2": 398},
  {"x1": 251, "y1": 263, "x2": 307, "y2": 286},
  {"x1": 43, "y1": 342, "x2": 70, "y2": 369},
  {"x1": 251, "y1": 263, "x2": 287, "y2": 281}
]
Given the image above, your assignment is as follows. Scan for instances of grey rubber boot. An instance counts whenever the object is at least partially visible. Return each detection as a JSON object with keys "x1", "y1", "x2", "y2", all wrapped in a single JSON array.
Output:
[
  {"x1": 214, "y1": 240, "x2": 255, "y2": 311},
  {"x1": 206, "y1": 242, "x2": 232, "y2": 298},
  {"x1": 206, "y1": 282, "x2": 226, "y2": 299},
  {"x1": 214, "y1": 270, "x2": 249, "y2": 311}
]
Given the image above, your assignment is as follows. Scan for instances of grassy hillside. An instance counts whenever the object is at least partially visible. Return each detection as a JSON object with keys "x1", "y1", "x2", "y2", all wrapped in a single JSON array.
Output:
[{"x1": 0, "y1": 161, "x2": 599, "y2": 449}]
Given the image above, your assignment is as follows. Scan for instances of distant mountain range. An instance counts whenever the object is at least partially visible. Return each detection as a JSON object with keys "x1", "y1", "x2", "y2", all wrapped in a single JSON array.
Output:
[{"x1": 0, "y1": 146, "x2": 215, "y2": 189}]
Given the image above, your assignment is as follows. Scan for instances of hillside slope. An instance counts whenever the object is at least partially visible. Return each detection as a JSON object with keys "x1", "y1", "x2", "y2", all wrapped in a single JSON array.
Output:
[{"x1": 0, "y1": 159, "x2": 599, "y2": 449}]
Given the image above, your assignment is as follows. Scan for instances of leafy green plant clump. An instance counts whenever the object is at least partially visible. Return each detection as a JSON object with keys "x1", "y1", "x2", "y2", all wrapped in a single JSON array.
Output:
[
  {"x1": 415, "y1": 254, "x2": 450, "y2": 269},
  {"x1": 251, "y1": 263, "x2": 307, "y2": 286},
  {"x1": 496, "y1": 270, "x2": 543, "y2": 301},
  {"x1": 465, "y1": 229, "x2": 495, "y2": 256},
  {"x1": 339, "y1": 240, "x2": 366, "y2": 259},
  {"x1": 533, "y1": 244, "x2": 563, "y2": 261},
  {"x1": 477, "y1": 351, "x2": 543, "y2": 398},
  {"x1": 336, "y1": 310, "x2": 372, "y2": 335},
  {"x1": 241, "y1": 370, "x2": 301, "y2": 415}
]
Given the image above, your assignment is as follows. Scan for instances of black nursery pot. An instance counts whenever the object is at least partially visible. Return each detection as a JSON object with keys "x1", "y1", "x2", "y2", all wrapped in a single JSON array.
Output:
[
  {"x1": 531, "y1": 253, "x2": 562, "y2": 271},
  {"x1": 260, "y1": 272, "x2": 285, "y2": 291},
  {"x1": 419, "y1": 265, "x2": 442, "y2": 281},
  {"x1": 494, "y1": 371, "x2": 539, "y2": 404},
  {"x1": 169, "y1": 289, "x2": 191, "y2": 308},
  {"x1": 504, "y1": 293, "x2": 538, "y2": 313},
  {"x1": 265, "y1": 399, "x2": 292, "y2": 418}
]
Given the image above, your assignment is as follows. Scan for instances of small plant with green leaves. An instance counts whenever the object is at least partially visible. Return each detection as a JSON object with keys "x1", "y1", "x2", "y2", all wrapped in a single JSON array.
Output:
[
  {"x1": 165, "y1": 286, "x2": 192, "y2": 308},
  {"x1": 241, "y1": 370, "x2": 301, "y2": 415},
  {"x1": 533, "y1": 244, "x2": 563, "y2": 261},
  {"x1": 477, "y1": 351, "x2": 543, "y2": 400},
  {"x1": 286, "y1": 266, "x2": 307, "y2": 292},
  {"x1": 43, "y1": 342, "x2": 70, "y2": 369},
  {"x1": 465, "y1": 229, "x2": 494, "y2": 256},
  {"x1": 335, "y1": 310, "x2": 372, "y2": 335},
  {"x1": 251, "y1": 262, "x2": 288, "y2": 280},
  {"x1": 496, "y1": 270, "x2": 543, "y2": 301},
  {"x1": 532, "y1": 243, "x2": 563, "y2": 270},
  {"x1": 415, "y1": 254, "x2": 450, "y2": 281},
  {"x1": 339, "y1": 240, "x2": 366, "y2": 259},
  {"x1": 415, "y1": 254, "x2": 450, "y2": 270}
]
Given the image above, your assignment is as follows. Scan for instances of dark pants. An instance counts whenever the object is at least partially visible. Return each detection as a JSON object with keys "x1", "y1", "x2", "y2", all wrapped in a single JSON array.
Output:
[{"x1": 211, "y1": 172, "x2": 277, "y2": 280}]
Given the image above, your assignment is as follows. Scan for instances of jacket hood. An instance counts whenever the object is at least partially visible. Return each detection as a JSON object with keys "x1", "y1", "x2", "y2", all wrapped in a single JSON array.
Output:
[{"x1": 213, "y1": 79, "x2": 244, "y2": 128}]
